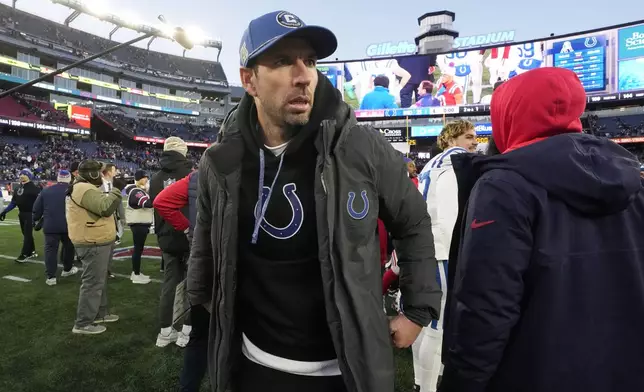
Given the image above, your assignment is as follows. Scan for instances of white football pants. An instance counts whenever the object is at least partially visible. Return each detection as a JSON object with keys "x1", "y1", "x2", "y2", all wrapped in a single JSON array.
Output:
[{"x1": 412, "y1": 260, "x2": 448, "y2": 392}]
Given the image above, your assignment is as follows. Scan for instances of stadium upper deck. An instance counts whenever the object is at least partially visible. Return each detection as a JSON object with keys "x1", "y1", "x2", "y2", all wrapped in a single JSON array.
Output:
[{"x1": 0, "y1": 3, "x2": 227, "y2": 87}]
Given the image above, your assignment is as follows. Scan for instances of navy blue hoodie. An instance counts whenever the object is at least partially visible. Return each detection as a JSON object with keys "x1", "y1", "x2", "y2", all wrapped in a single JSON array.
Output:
[{"x1": 441, "y1": 68, "x2": 644, "y2": 392}]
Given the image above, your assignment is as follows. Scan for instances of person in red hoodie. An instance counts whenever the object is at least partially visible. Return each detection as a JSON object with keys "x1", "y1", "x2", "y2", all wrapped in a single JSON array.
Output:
[
  {"x1": 153, "y1": 171, "x2": 209, "y2": 392},
  {"x1": 439, "y1": 67, "x2": 644, "y2": 392}
]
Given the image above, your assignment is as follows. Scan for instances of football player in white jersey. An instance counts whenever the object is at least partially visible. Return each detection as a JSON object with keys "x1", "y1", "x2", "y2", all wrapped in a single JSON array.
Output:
[
  {"x1": 436, "y1": 50, "x2": 484, "y2": 104},
  {"x1": 506, "y1": 41, "x2": 545, "y2": 78},
  {"x1": 413, "y1": 120, "x2": 478, "y2": 392},
  {"x1": 346, "y1": 59, "x2": 411, "y2": 106}
]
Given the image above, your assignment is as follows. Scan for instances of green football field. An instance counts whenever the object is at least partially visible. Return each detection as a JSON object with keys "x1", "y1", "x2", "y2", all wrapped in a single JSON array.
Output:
[{"x1": 0, "y1": 209, "x2": 415, "y2": 391}]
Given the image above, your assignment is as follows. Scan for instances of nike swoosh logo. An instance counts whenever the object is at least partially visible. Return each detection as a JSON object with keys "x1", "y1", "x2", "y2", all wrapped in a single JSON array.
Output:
[{"x1": 471, "y1": 219, "x2": 495, "y2": 229}]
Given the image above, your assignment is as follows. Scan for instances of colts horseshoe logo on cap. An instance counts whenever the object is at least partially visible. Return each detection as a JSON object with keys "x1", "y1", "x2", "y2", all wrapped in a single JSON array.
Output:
[
  {"x1": 276, "y1": 12, "x2": 303, "y2": 29},
  {"x1": 347, "y1": 190, "x2": 369, "y2": 220}
]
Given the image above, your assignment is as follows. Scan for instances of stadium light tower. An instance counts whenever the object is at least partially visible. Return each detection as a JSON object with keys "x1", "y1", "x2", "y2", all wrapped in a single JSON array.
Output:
[{"x1": 0, "y1": 22, "x2": 194, "y2": 99}]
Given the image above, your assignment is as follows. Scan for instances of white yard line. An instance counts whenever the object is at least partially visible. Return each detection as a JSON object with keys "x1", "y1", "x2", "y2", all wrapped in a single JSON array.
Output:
[
  {"x1": 3, "y1": 275, "x2": 31, "y2": 282},
  {"x1": 0, "y1": 254, "x2": 162, "y2": 283}
]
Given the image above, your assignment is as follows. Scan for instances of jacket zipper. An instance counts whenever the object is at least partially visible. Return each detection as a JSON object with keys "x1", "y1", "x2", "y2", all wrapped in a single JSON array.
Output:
[
  {"x1": 322, "y1": 152, "x2": 358, "y2": 392},
  {"x1": 214, "y1": 188, "x2": 226, "y2": 392},
  {"x1": 321, "y1": 172, "x2": 327, "y2": 194}
]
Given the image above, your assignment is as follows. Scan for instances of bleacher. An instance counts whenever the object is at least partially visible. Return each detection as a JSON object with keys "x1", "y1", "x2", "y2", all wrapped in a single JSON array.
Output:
[
  {"x1": 0, "y1": 93, "x2": 83, "y2": 128},
  {"x1": 0, "y1": 3, "x2": 227, "y2": 83},
  {"x1": 97, "y1": 110, "x2": 219, "y2": 142}
]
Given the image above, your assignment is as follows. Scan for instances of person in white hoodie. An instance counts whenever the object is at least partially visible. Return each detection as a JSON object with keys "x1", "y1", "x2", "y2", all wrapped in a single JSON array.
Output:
[{"x1": 413, "y1": 120, "x2": 478, "y2": 392}]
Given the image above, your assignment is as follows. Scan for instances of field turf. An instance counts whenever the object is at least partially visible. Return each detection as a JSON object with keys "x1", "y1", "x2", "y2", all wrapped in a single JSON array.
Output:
[{"x1": 0, "y1": 209, "x2": 414, "y2": 391}]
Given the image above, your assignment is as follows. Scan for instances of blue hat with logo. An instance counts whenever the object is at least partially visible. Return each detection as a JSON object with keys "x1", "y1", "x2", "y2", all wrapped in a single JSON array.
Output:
[
  {"x1": 19, "y1": 168, "x2": 33, "y2": 180},
  {"x1": 239, "y1": 10, "x2": 337, "y2": 67}
]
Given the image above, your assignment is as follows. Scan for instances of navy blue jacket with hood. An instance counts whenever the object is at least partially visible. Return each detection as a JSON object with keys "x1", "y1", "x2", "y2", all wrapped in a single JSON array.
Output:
[
  {"x1": 440, "y1": 67, "x2": 644, "y2": 392},
  {"x1": 32, "y1": 182, "x2": 69, "y2": 234}
]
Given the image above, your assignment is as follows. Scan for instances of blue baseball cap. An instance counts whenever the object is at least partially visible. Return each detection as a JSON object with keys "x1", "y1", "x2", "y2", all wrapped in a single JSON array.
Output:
[{"x1": 239, "y1": 11, "x2": 337, "y2": 67}]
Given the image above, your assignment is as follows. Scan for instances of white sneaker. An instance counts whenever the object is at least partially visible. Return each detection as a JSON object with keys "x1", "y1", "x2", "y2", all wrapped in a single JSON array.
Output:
[
  {"x1": 156, "y1": 329, "x2": 178, "y2": 347},
  {"x1": 61, "y1": 266, "x2": 79, "y2": 277},
  {"x1": 130, "y1": 272, "x2": 151, "y2": 284},
  {"x1": 176, "y1": 330, "x2": 190, "y2": 348},
  {"x1": 45, "y1": 278, "x2": 57, "y2": 286}
]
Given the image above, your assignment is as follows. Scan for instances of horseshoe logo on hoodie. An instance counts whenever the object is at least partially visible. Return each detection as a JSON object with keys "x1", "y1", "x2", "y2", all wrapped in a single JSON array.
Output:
[{"x1": 254, "y1": 183, "x2": 303, "y2": 240}]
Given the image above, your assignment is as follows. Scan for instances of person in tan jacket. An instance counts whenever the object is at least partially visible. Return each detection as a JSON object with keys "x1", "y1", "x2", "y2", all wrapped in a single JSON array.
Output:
[{"x1": 66, "y1": 160, "x2": 125, "y2": 335}]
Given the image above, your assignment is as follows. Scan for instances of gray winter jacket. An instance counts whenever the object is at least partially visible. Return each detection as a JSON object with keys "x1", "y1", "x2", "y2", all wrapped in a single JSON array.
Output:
[{"x1": 188, "y1": 77, "x2": 441, "y2": 392}]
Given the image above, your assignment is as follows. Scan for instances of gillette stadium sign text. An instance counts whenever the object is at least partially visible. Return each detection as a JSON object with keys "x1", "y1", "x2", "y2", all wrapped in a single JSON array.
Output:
[
  {"x1": 366, "y1": 42, "x2": 417, "y2": 57},
  {"x1": 452, "y1": 31, "x2": 516, "y2": 49},
  {"x1": 366, "y1": 30, "x2": 516, "y2": 57}
]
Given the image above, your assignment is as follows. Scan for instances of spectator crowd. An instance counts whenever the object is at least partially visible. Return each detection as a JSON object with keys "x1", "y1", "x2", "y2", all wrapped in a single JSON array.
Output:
[{"x1": 0, "y1": 138, "x2": 203, "y2": 182}]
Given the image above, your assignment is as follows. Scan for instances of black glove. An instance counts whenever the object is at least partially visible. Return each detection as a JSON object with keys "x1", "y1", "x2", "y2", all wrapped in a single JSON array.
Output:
[
  {"x1": 34, "y1": 218, "x2": 43, "y2": 231},
  {"x1": 0, "y1": 212, "x2": 5, "y2": 221},
  {"x1": 112, "y1": 177, "x2": 128, "y2": 191}
]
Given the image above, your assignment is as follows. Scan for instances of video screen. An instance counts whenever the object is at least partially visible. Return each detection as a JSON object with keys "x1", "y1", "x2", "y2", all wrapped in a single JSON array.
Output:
[
  {"x1": 54, "y1": 103, "x2": 92, "y2": 128},
  {"x1": 318, "y1": 21, "x2": 644, "y2": 119}
]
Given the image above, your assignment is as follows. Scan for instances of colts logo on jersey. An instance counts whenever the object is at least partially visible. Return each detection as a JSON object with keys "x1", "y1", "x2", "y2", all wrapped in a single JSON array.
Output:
[
  {"x1": 254, "y1": 183, "x2": 303, "y2": 240},
  {"x1": 16, "y1": 187, "x2": 24, "y2": 196},
  {"x1": 276, "y1": 12, "x2": 303, "y2": 29},
  {"x1": 347, "y1": 190, "x2": 369, "y2": 220}
]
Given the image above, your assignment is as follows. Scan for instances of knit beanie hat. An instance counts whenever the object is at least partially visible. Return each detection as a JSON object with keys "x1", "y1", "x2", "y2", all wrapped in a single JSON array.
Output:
[
  {"x1": 19, "y1": 168, "x2": 34, "y2": 180},
  {"x1": 57, "y1": 170, "x2": 72, "y2": 183},
  {"x1": 164, "y1": 137, "x2": 188, "y2": 157}
]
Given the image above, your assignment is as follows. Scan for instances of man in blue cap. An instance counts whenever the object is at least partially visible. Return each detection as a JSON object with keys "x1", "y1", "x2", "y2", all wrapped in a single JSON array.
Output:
[
  {"x1": 188, "y1": 10, "x2": 440, "y2": 392},
  {"x1": 0, "y1": 168, "x2": 40, "y2": 262}
]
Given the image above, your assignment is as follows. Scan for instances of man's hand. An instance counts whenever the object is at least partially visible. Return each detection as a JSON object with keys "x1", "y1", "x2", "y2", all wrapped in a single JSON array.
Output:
[
  {"x1": 0, "y1": 212, "x2": 5, "y2": 221},
  {"x1": 390, "y1": 313, "x2": 422, "y2": 348}
]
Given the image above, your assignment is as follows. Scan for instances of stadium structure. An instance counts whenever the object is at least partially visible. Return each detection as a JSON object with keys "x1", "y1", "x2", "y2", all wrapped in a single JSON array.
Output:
[
  {"x1": 0, "y1": 1, "x2": 644, "y2": 186},
  {"x1": 0, "y1": 1, "x2": 247, "y2": 186}
]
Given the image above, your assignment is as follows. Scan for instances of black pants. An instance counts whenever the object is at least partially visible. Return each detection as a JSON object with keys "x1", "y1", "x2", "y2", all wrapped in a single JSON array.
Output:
[
  {"x1": 159, "y1": 252, "x2": 191, "y2": 328},
  {"x1": 400, "y1": 82, "x2": 421, "y2": 108},
  {"x1": 18, "y1": 211, "x2": 35, "y2": 256},
  {"x1": 44, "y1": 233, "x2": 74, "y2": 278},
  {"x1": 130, "y1": 224, "x2": 150, "y2": 275},
  {"x1": 235, "y1": 356, "x2": 347, "y2": 392},
  {"x1": 179, "y1": 305, "x2": 210, "y2": 392}
]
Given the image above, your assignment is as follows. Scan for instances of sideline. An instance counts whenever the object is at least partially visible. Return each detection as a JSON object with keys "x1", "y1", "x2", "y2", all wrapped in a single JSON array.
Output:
[{"x1": 0, "y1": 254, "x2": 162, "y2": 283}]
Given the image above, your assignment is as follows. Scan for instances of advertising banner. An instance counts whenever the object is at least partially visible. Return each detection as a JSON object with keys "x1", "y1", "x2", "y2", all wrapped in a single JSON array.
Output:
[
  {"x1": 374, "y1": 127, "x2": 408, "y2": 143},
  {"x1": 69, "y1": 105, "x2": 92, "y2": 128}
]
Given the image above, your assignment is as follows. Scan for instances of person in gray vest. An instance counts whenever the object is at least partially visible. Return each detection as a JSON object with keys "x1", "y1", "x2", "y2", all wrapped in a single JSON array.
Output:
[
  {"x1": 32, "y1": 169, "x2": 79, "y2": 286},
  {"x1": 124, "y1": 170, "x2": 154, "y2": 284},
  {"x1": 154, "y1": 170, "x2": 204, "y2": 390}
]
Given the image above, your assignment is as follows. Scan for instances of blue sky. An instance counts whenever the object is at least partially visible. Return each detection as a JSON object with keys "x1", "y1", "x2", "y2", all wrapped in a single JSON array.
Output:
[{"x1": 1, "y1": 0, "x2": 634, "y2": 84}]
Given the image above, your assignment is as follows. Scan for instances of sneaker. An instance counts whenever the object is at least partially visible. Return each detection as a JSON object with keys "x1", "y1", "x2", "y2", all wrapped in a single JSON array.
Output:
[
  {"x1": 61, "y1": 266, "x2": 79, "y2": 277},
  {"x1": 108, "y1": 271, "x2": 115, "y2": 278},
  {"x1": 130, "y1": 272, "x2": 151, "y2": 284},
  {"x1": 45, "y1": 277, "x2": 57, "y2": 286},
  {"x1": 29, "y1": 251, "x2": 38, "y2": 259},
  {"x1": 176, "y1": 331, "x2": 190, "y2": 348},
  {"x1": 72, "y1": 324, "x2": 107, "y2": 335},
  {"x1": 156, "y1": 329, "x2": 178, "y2": 347},
  {"x1": 15, "y1": 255, "x2": 27, "y2": 263},
  {"x1": 95, "y1": 314, "x2": 119, "y2": 324}
]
